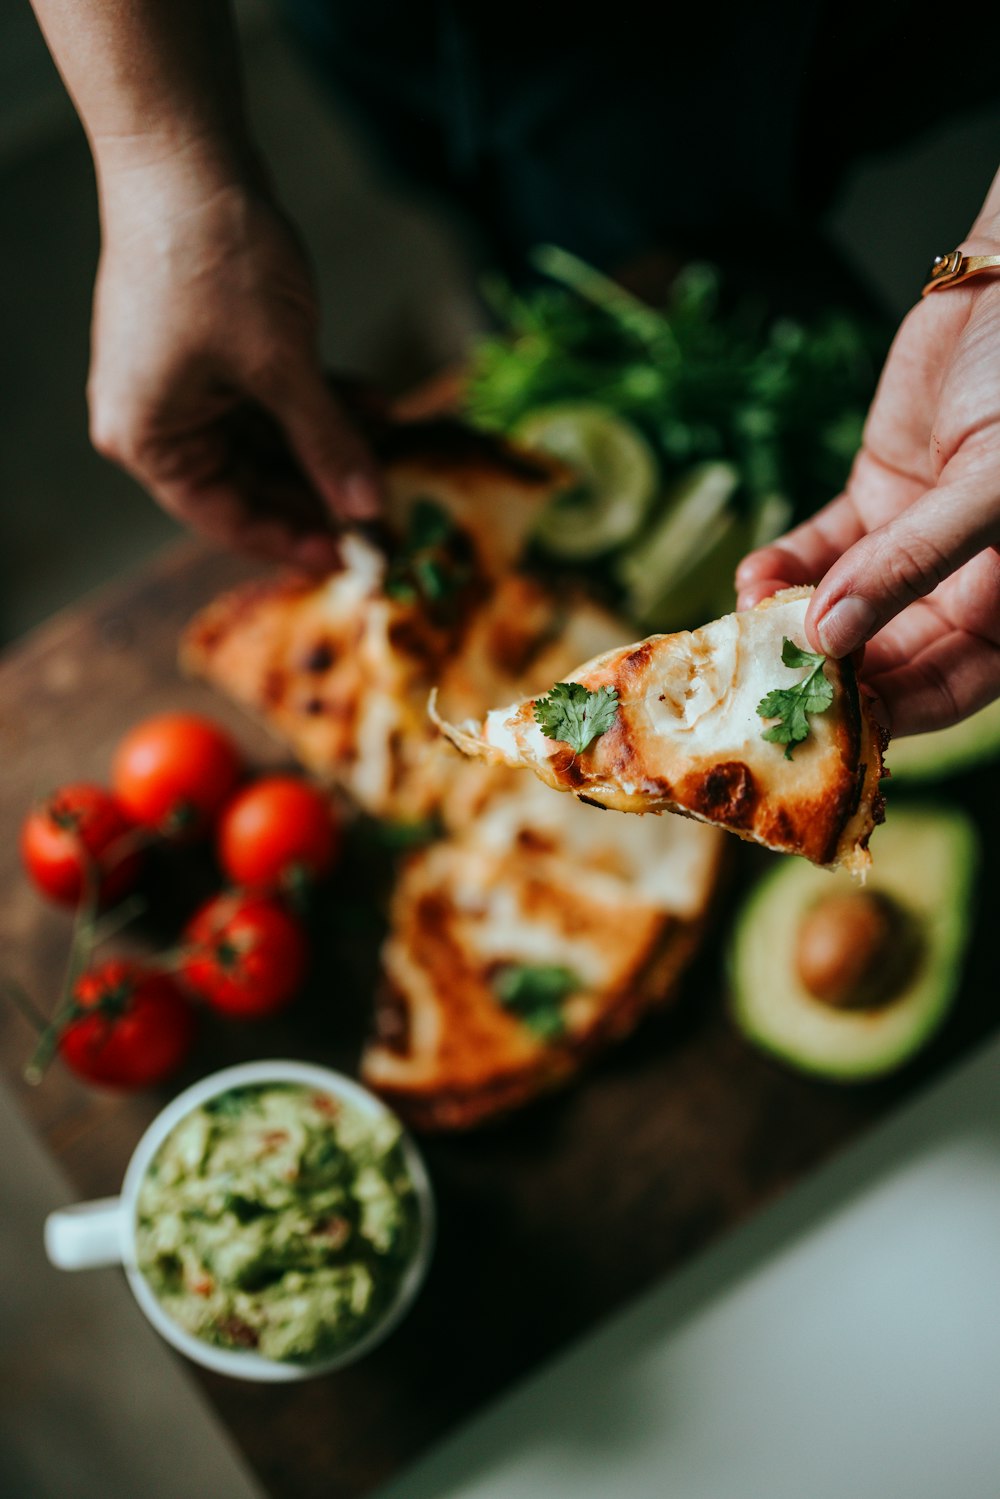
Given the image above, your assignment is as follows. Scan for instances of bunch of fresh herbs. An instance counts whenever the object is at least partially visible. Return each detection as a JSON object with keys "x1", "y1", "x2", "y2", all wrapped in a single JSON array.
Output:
[
  {"x1": 465, "y1": 247, "x2": 886, "y2": 629},
  {"x1": 468, "y1": 246, "x2": 882, "y2": 518}
]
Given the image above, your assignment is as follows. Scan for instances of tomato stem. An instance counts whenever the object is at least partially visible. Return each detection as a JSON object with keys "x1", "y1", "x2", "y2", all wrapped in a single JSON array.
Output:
[
  {"x1": 282, "y1": 861, "x2": 314, "y2": 916},
  {"x1": 2, "y1": 979, "x2": 49, "y2": 1035},
  {"x1": 25, "y1": 877, "x2": 101, "y2": 1083},
  {"x1": 25, "y1": 996, "x2": 79, "y2": 1084},
  {"x1": 23, "y1": 882, "x2": 150, "y2": 1084},
  {"x1": 92, "y1": 893, "x2": 147, "y2": 944},
  {"x1": 161, "y1": 799, "x2": 200, "y2": 838},
  {"x1": 146, "y1": 947, "x2": 191, "y2": 979}
]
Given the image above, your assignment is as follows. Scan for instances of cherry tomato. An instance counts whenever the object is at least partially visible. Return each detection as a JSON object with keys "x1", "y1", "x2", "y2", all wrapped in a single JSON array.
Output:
[
  {"x1": 182, "y1": 892, "x2": 308, "y2": 1018},
  {"x1": 20, "y1": 782, "x2": 141, "y2": 907},
  {"x1": 60, "y1": 960, "x2": 195, "y2": 1088},
  {"x1": 217, "y1": 776, "x2": 340, "y2": 892},
  {"x1": 111, "y1": 713, "x2": 243, "y2": 838}
]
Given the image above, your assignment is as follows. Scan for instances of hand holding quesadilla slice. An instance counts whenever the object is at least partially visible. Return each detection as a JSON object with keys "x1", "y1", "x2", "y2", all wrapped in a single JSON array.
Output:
[{"x1": 432, "y1": 587, "x2": 887, "y2": 875}]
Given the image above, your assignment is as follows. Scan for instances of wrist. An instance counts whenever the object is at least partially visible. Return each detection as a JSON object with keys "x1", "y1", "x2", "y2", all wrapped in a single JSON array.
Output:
[{"x1": 94, "y1": 124, "x2": 269, "y2": 220}]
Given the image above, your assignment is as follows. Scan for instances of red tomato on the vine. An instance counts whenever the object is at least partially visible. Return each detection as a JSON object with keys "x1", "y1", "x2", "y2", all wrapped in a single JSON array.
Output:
[
  {"x1": 182, "y1": 892, "x2": 308, "y2": 1018},
  {"x1": 20, "y1": 782, "x2": 141, "y2": 907},
  {"x1": 112, "y1": 713, "x2": 242, "y2": 839},
  {"x1": 217, "y1": 776, "x2": 340, "y2": 892},
  {"x1": 60, "y1": 960, "x2": 195, "y2": 1088}
]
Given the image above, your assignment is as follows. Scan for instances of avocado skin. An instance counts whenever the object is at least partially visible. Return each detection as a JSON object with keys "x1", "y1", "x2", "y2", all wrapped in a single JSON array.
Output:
[
  {"x1": 729, "y1": 806, "x2": 977, "y2": 1082},
  {"x1": 888, "y1": 696, "x2": 1000, "y2": 782}
]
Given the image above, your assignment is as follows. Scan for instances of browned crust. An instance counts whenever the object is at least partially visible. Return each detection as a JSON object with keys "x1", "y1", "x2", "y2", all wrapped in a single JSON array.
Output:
[
  {"x1": 371, "y1": 1062, "x2": 571, "y2": 1134},
  {"x1": 371, "y1": 415, "x2": 560, "y2": 489},
  {"x1": 179, "y1": 574, "x2": 316, "y2": 671},
  {"x1": 361, "y1": 823, "x2": 727, "y2": 1132},
  {"x1": 684, "y1": 761, "x2": 758, "y2": 830},
  {"x1": 364, "y1": 912, "x2": 708, "y2": 1133},
  {"x1": 445, "y1": 606, "x2": 888, "y2": 873},
  {"x1": 510, "y1": 713, "x2": 876, "y2": 871},
  {"x1": 817, "y1": 653, "x2": 864, "y2": 867},
  {"x1": 180, "y1": 577, "x2": 461, "y2": 825}
]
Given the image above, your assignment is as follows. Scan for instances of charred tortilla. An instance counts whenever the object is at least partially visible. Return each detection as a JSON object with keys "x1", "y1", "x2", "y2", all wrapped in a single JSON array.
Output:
[
  {"x1": 361, "y1": 769, "x2": 724, "y2": 1130},
  {"x1": 433, "y1": 588, "x2": 887, "y2": 875},
  {"x1": 181, "y1": 421, "x2": 572, "y2": 821},
  {"x1": 182, "y1": 417, "x2": 728, "y2": 1128}
]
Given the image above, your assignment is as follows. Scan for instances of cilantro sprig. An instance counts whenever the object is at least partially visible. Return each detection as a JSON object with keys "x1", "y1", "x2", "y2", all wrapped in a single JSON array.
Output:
[
  {"x1": 467, "y1": 251, "x2": 883, "y2": 532},
  {"x1": 757, "y1": 637, "x2": 833, "y2": 760},
  {"x1": 493, "y1": 964, "x2": 581, "y2": 1040},
  {"x1": 533, "y1": 681, "x2": 619, "y2": 755},
  {"x1": 384, "y1": 498, "x2": 474, "y2": 612}
]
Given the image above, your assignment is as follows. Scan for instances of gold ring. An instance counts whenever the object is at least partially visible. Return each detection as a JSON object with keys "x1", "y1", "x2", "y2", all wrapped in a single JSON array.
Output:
[{"x1": 922, "y1": 249, "x2": 1000, "y2": 297}]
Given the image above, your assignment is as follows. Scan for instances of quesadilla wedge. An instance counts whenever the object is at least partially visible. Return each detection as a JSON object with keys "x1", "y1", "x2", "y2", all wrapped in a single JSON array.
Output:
[
  {"x1": 432, "y1": 587, "x2": 887, "y2": 875},
  {"x1": 361, "y1": 769, "x2": 724, "y2": 1130},
  {"x1": 181, "y1": 420, "x2": 575, "y2": 821}
]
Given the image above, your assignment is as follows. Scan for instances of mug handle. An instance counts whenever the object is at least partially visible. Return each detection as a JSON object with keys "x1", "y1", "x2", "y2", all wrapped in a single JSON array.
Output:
[{"x1": 44, "y1": 1197, "x2": 128, "y2": 1270}]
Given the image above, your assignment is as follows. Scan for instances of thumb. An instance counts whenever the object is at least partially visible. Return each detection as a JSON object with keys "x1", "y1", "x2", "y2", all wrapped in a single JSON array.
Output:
[
  {"x1": 264, "y1": 358, "x2": 382, "y2": 523},
  {"x1": 807, "y1": 436, "x2": 1000, "y2": 657}
]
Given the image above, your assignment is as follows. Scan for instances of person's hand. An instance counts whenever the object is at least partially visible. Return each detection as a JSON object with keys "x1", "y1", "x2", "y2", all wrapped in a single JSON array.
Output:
[
  {"x1": 736, "y1": 250, "x2": 1000, "y2": 737},
  {"x1": 89, "y1": 145, "x2": 381, "y2": 568}
]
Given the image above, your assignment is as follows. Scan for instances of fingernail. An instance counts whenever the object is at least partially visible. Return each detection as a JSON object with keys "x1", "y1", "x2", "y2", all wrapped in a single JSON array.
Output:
[
  {"x1": 816, "y1": 596, "x2": 878, "y2": 657},
  {"x1": 342, "y1": 471, "x2": 380, "y2": 520}
]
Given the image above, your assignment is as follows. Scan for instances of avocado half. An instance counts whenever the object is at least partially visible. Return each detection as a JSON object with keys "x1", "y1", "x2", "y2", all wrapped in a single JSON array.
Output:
[
  {"x1": 888, "y1": 695, "x2": 1000, "y2": 782},
  {"x1": 730, "y1": 806, "x2": 977, "y2": 1081}
]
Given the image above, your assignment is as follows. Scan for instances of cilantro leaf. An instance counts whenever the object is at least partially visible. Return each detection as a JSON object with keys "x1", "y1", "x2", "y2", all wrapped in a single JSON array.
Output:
[
  {"x1": 779, "y1": 638, "x2": 825, "y2": 670},
  {"x1": 493, "y1": 964, "x2": 580, "y2": 1039},
  {"x1": 533, "y1": 681, "x2": 619, "y2": 755},
  {"x1": 463, "y1": 253, "x2": 885, "y2": 636},
  {"x1": 384, "y1": 498, "x2": 474, "y2": 611},
  {"x1": 757, "y1": 636, "x2": 833, "y2": 759},
  {"x1": 408, "y1": 497, "x2": 457, "y2": 550},
  {"x1": 369, "y1": 816, "x2": 442, "y2": 851}
]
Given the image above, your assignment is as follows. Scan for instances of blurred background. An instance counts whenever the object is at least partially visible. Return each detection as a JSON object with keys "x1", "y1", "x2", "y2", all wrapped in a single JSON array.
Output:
[
  {"x1": 1, "y1": 0, "x2": 998, "y2": 647},
  {"x1": 1, "y1": 5, "x2": 999, "y2": 1494}
]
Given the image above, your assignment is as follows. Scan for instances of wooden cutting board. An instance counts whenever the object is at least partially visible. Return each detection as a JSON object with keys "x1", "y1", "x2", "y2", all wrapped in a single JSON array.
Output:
[{"x1": 1, "y1": 538, "x2": 996, "y2": 1499}]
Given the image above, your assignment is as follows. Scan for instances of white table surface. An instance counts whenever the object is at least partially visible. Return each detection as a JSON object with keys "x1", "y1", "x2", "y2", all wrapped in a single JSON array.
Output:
[{"x1": 375, "y1": 1032, "x2": 1000, "y2": 1499}]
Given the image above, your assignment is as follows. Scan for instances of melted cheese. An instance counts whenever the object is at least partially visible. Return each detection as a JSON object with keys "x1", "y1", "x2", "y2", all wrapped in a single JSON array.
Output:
[
  {"x1": 434, "y1": 588, "x2": 885, "y2": 873},
  {"x1": 485, "y1": 596, "x2": 834, "y2": 775},
  {"x1": 469, "y1": 772, "x2": 722, "y2": 921}
]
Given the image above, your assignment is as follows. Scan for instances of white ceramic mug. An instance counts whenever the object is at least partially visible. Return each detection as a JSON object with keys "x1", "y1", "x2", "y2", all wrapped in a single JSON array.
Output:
[{"x1": 44, "y1": 1059, "x2": 435, "y2": 1381}]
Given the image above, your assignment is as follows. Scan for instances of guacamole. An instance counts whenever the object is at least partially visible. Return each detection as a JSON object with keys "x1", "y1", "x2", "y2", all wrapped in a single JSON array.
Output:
[{"x1": 135, "y1": 1083, "x2": 421, "y2": 1363}]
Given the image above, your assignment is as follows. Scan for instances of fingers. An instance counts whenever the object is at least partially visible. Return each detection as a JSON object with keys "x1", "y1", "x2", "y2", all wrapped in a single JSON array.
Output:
[
  {"x1": 88, "y1": 182, "x2": 385, "y2": 554},
  {"x1": 100, "y1": 407, "x2": 346, "y2": 570},
  {"x1": 865, "y1": 626, "x2": 1000, "y2": 736},
  {"x1": 153, "y1": 476, "x2": 342, "y2": 570},
  {"x1": 851, "y1": 549, "x2": 1000, "y2": 727},
  {"x1": 735, "y1": 492, "x2": 866, "y2": 609},
  {"x1": 258, "y1": 360, "x2": 382, "y2": 524},
  {"x1": 735, "y1": 447, "x2": 932, "y2": 612},
  {"x1": 93, "y1": 364, "x2": 381, "y2": 568},
  {"x1": 806, "y1": 430, "x2": 1000, "y2": 657}
]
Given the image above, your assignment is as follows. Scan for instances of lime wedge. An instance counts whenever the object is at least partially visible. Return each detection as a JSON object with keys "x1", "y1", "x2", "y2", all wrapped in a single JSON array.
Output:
[
  {"x1": 635, "y1": 509, "x2": 742, "y2": 632},
  {"x1": 617, "y1": 460, "x2": 740, "y2": 621},
  {"x1": 749, "y1": 491, "x2": 792, "y2": 551},
  {"x1": 623, "y1": 478, "x2": 791, "y2": 632},
  {"x1": 515, "y1": 404, "x2": 659, "y2": 559}
]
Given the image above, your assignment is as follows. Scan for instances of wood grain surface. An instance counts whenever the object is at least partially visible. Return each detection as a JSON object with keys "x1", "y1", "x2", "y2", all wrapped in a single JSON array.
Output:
[{"x1": 1, "y1": 538, "x2": 996, "y2": 1499}]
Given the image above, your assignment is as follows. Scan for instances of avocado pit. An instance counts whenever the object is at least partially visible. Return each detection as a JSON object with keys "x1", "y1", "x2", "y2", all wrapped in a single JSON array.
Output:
[{"x1": 794, "y1": 889, "x2": 922, "y2": 1010}]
